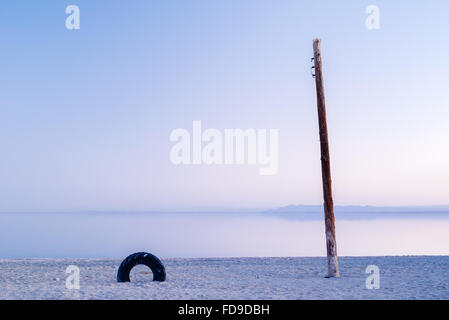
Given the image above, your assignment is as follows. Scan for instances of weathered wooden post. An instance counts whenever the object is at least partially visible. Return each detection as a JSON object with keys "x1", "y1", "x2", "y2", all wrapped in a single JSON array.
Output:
[{"x1": 312, "y1": 38, "x2": 340, "y2": 278}]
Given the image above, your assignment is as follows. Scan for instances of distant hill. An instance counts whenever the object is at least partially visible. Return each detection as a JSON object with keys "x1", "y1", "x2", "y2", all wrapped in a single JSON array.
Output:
[{"x1": 267, "y1": 205, "x2": 449, "y2": 214}]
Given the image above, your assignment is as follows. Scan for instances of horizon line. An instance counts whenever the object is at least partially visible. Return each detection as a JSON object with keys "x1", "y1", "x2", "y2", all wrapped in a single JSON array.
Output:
[{"x1": 1, "y1": 204, "x2": 449, "y2": 214}]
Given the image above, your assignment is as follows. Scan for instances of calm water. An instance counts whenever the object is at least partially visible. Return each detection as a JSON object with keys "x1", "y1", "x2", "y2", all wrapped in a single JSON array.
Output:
[{"x1": 1, "y1": 212, "x2": 449, "y2": 259}]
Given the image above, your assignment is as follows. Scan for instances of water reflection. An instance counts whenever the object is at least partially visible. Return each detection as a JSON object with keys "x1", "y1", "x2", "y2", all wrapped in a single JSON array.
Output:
[{"x1": 0, "y1": 212, "x2": 448, "y2": 258}]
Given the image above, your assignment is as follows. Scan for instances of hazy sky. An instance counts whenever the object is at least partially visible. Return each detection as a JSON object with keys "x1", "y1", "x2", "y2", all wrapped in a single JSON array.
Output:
[{"x1": 1, "y1": 1, "x2": 448, "y2": 211}]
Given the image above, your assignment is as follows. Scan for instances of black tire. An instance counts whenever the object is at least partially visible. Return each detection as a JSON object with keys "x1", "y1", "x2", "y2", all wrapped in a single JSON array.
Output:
[{"x1": 117, "y1": 252, "x2": 166, "y2": 282}]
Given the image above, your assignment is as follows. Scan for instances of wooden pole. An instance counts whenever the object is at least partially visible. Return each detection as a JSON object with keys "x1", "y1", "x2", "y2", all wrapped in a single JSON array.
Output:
[{"x1": 312, "y1": 38, "x2": 340, "y2": 278}]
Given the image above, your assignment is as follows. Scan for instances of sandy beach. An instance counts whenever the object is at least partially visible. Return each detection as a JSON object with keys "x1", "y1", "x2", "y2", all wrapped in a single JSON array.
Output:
[{"x1": 1, "y1": 256, "x2": 447, "y2": 300}]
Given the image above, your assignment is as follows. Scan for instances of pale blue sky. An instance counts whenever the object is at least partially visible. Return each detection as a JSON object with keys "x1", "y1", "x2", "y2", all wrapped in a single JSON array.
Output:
[{"x1": 1, "y1": 1, "x2": 448, "y2": 211}]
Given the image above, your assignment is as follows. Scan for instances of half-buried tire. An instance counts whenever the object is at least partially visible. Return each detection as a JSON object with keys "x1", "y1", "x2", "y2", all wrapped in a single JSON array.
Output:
[{"x1": 117, "y1": 252, "x2": 166, "y2": 282}]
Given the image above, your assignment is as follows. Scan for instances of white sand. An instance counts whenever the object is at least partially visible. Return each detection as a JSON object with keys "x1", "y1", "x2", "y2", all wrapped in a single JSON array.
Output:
[{"x1": 0, "y1": 256, "x2": 448, "y2": 300}]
